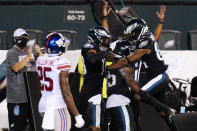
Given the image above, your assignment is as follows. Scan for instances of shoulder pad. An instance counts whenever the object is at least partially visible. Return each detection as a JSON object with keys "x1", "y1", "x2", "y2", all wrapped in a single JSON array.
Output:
[
  {"x1": 150, "y1": 33, "x2": 156, "y2": 41},
  {"x1": 137, "y1": 34, "x2": 154, "y2": 49},
  {"x1": 138, "y1": 39, "x2": 149, "y2": 48},
  {"x1": 143, "y1": 32, "x2": 155, "y2": 41}
]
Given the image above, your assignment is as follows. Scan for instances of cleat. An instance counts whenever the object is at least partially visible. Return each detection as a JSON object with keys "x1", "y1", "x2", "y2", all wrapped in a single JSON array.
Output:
[{"x1": 164, "y1": 108, "x2": 178, "y2": 131}]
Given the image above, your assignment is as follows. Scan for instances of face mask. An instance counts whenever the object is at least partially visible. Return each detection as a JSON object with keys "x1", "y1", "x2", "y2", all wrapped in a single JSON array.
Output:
[{"x1": 16, "y1": 37, "x2": 28, "y2": 48}]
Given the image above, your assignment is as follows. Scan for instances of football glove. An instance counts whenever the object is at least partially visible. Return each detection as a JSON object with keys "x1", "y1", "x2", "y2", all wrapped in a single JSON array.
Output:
[{"x1": 75, "y1": 114, "x2": 85, "y2": 128}]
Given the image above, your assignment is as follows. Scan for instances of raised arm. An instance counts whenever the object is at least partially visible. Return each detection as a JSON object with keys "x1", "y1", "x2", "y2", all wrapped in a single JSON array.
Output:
[
  {"x1": 102, "y1": 1, "x2": 111, "y2": 31},
  {"x1": 153, "y1": 5, "x2": 166, "y2": 41},
  {"x1": 35, "y1": 44, "x2": 44, "y2": 56},
  {"x1": 12, "y1": 46, "x2": 33, "y2": 72}
]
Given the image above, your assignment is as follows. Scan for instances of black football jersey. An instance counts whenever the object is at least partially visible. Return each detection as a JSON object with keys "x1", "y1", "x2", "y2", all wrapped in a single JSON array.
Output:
[
  {"x1": 106, "y1": 69, "x2": 130, "y2": 98},
  {"x1": 81, "y1": 41, "x2": 105, "y2": 77},
  {"x1": 131, "y1": 60, "x2": 142, "y2": 83},
  {"x1": 79, "y1": 41, "x2": 105, "y2": 100},
  {"x1": 136, "y1": 33, "x2": 168, "y2": 78}
]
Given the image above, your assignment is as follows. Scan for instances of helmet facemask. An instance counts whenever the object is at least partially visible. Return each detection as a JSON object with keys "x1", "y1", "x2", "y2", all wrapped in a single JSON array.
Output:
[
  {"x1": 58, "y1": 33, "x2": 70, "y2": 54},
  {"x1": 99, "y1": 36, "x2": 111, "y2": 51}
]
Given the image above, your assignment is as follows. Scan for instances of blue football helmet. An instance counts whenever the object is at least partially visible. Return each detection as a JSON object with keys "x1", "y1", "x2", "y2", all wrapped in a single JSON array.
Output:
[
  {"x1": 88, "y1": 26, "x2": 111, "y2": 47},
  {"x1": 44, "y1": 32, "x2": 70, "y2": 54},
  {"x1": 124, "y1": 18, "x2": 148, "y2": 41}
]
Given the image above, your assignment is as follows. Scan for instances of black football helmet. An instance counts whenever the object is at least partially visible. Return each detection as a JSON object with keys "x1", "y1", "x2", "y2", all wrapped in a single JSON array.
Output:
[
  {"x1": 123, "y1": 18, "x2": 148, "y2": 41},
  {"x1": 113, "y1": 40, "x2": 135, "y2": 58},
  {"x1": 88, "y1": 26, "x2": 111, "y2": 47}
]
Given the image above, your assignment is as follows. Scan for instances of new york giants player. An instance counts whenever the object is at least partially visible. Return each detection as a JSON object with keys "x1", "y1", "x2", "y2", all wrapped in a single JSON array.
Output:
[{"x1": 36, "y1": 32, "x2": 85, "y2": 131}]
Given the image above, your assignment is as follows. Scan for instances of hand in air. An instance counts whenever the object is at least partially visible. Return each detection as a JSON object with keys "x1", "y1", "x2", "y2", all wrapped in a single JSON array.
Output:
[
  {"x1": 156, "y1": 5, "x2": 166, "y2": 22},
  {"x1": 103, "y1": 1, "x2": 112, "y2": 17}
]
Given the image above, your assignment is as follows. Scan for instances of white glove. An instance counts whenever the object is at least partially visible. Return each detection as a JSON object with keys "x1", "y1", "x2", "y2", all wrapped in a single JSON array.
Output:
[{"x1": 75, "y1": 114, "x2": 85, "y2": 128}]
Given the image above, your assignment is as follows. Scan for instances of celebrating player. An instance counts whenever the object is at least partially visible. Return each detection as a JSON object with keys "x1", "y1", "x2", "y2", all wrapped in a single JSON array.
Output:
[{"x1": 107, "y1": 18, "x2": 177, "y2": 131}]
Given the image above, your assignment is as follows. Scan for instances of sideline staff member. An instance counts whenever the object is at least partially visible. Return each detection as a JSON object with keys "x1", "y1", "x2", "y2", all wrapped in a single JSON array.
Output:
[{"x1": 6, "y1": 28, "x2": 42, "y2": 131}]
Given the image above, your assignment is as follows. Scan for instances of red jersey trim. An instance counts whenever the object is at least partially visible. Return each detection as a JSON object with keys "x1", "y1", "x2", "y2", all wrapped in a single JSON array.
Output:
[{"x1": 57, "y1": 65, "x2": 71, "y2": 70}]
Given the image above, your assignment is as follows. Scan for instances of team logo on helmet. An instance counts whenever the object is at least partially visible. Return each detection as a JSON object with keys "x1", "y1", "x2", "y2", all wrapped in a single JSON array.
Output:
[
  {"x1": 44, "y1": 32, "x2": 70, "y2": 55},
  {"x1": 124, "y1": 18, "x2": 149, "y2": 41}
]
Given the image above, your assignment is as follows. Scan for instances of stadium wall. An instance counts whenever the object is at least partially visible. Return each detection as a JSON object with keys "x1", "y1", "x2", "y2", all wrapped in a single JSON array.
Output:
[
  {"x1": 1, "y1": 50, "x2": 197, "y2": 82},
  {"x1": 0, "y1": 2, "x2": 197, "y2": 50}
]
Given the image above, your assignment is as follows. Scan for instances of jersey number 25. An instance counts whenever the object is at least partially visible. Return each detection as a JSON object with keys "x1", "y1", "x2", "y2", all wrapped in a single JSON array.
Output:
[{"x1": 37, "y1": 66, "x2": 53, "y2": 91}]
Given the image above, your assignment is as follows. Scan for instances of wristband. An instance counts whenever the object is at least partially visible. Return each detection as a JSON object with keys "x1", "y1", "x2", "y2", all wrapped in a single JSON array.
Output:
[
  {"x1": 103, "y1": 16, "x2": 107, "y2": 20},
  {"x1": 159, "y1": 21, "x2": 164, "y2": 24}
]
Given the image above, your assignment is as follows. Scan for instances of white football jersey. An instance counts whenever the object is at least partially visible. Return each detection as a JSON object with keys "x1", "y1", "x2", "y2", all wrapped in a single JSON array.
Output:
[{"x1": 36, "y1": 54, "x2": 71, "y2": 112}]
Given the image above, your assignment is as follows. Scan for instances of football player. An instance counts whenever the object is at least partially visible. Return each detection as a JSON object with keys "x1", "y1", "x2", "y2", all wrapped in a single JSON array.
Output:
[
  {"x1": 78, "y1": 26, "x2": 112, "y2": 131},
  {"x1": 107, "y1": 19, "x2": 177, "y2": 131},
  {"x1": 107, "y1": 5, "x2": 166, "y2": 131},
  {"x1": 105, "y1": 54, "x2": 170, "y2": 131},
  {"x1": 109, "y1": 18, "x2": 168, "y2": 104},
  {"x1": 36, "y1": 32, "x2": 85, "y2": 131},
  {"x1": 105, "y1": 62, "x2": 175, "y2": 131},
  {"x1": 77, "y1": 2, "x2": 113, "y2": 131}
]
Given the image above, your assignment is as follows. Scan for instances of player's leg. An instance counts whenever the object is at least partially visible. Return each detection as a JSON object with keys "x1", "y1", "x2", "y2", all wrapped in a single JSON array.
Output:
[
  {"x1": 101, "y1": 99, "x2": 110, "y2": 131},
  {"x1": 39, "y1": 112, "x2": 54, "y2": 131},
  {"x1": 88, "y1": 102, "x2": 101, "y2": 131},
  {"x1": 140, "y1": 73, "x2": 170, "y2": 114},
  {"x1": 129, "y1": 94, "x2": 142, "y2": 131},
  {"x1": 108, "y1": 105, "x2": 135, "y2": 131},
  {"x1": 141, "y1": 73, "x2": 169, "y2": 94},
  {"x1": 55, "y1": 108, "x2": 71, "y2": 131},
  {"x1": 140, "y1": 73, "x2": 170, "y2": 109},
  {"x1": 7, "y1": 103, "x2": 29, "y2": 131},
  {"x1": 81, "y1": 102, "x2": 101, "y2": 131}
]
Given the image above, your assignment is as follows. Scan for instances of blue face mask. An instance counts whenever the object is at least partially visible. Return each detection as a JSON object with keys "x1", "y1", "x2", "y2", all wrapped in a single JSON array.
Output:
[{"x1": 16, "y1": 37, "x2": 28, "y2": 48}]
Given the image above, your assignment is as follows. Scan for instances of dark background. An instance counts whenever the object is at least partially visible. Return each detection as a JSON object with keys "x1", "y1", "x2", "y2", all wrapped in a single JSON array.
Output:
[{"x1": 0, "y1": 0, "x2": 197, "y2": 50}]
